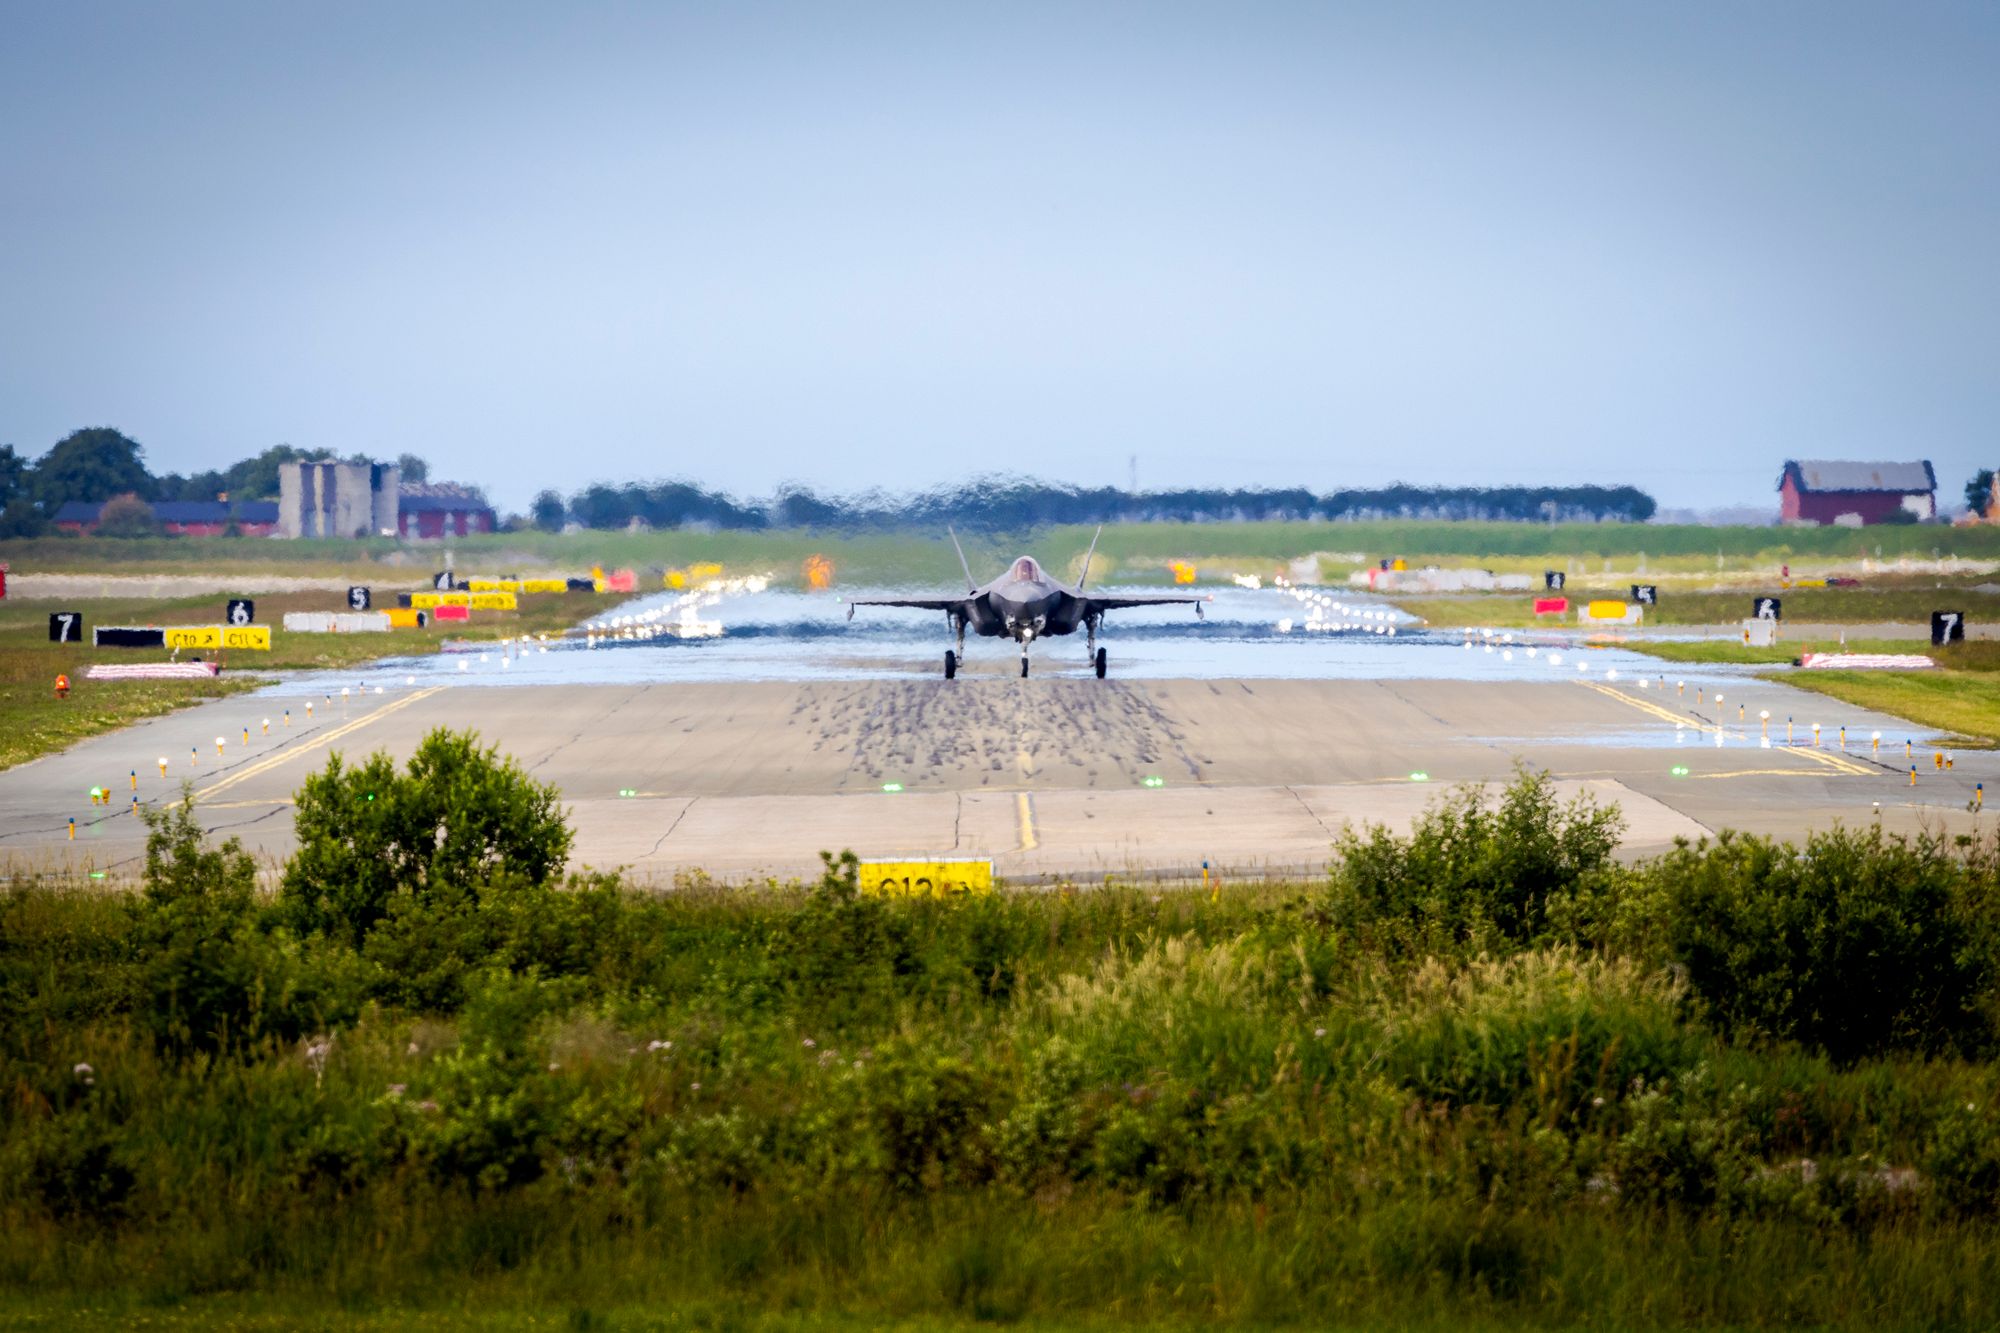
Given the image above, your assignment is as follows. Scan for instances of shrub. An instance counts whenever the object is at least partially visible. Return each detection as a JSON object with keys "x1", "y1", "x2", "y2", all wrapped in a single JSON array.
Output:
[
  {"x1": 136, "y1": 797, "x2": 363, "y2": 1053},
  {"x1": 1329, "y1": 769, "x2": 1624, "y2": 951},
  {"x1": 280, "y1": 729, "x2": 572, "y2": 945},
  {"x1": 1657, "y1": 827, "x2": 1996, "y2": 1061},
  {"x1": 1369, "y1": 950, "x2": 1702, "y2": 1123},
  {"x1": 94, "y1": 492, "x2": 157, "y2": 538}
]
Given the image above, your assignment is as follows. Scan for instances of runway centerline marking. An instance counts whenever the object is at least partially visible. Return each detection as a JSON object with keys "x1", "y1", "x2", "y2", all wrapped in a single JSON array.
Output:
[
  {"x1": 1014, "y1": 793, "x2": 1038, "y2": 852},
  {"x1": 194, "y1": 688, "x2": 444, "y2": 801}
]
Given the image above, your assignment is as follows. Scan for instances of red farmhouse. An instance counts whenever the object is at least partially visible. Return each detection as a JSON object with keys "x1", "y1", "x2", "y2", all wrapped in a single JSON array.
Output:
[
  {"x1": 1778, "y1": 460, "x2": 1935, "y2": 526},
  {"x1": 397, "y1": 486, "x2": 495, "y2": 539}
]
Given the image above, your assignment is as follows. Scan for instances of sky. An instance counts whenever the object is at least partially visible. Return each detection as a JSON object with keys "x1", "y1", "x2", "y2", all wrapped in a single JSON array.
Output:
[{"x1": 2, "y1": 1, "x2": 1995, "y2": 515}]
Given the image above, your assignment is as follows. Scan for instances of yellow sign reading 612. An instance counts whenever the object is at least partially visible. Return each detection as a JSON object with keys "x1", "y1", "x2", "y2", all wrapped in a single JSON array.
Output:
[{"x1": 858, "y1": 859, "x2": 994, "y2": 899}]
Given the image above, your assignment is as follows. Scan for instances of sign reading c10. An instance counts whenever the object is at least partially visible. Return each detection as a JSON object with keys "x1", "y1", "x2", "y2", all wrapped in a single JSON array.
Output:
[{"x1": 164, "y1": 625, "x2": 272, "y2": 650}]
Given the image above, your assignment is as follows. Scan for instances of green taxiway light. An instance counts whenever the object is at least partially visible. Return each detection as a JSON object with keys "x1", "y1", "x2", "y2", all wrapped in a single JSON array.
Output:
[
  {"x1": 89, "y1": 872, "x2": 106, "y2": 880},
  {"x1": 1409, "y1": 772, "x2": 1429, "y2": 782},
  {"x1": 882, "y1": 782, "x2": 904, "y2": 793},
  {"x1": 1142, "y1": 775, "x2": 1165, "y2": 788},
  {"x1": 1671, "y1": 765, "x2": 1690, "y2": 777},
  {"x1": 619, "y1": 788, "x2": 638, "y2": 797}
]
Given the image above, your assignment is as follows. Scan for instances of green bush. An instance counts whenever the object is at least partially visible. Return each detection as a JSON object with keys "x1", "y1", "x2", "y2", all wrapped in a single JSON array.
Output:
[
  {"x1": 136, "y1": 797, "x2": 363, "y2": 1054},
  {"x1": 280, "y1": 729, "x2": 572, "y2": 945},
  {"x1": 1329, "y1": 769, "x2": 1624, "y2": 951},
  {"x1": 1369, "y1": 950, "x2": 1702, "y2": 1123},
  {"x1": 1657, "y1": 826, "x2": 1997, "y2": 1061}
]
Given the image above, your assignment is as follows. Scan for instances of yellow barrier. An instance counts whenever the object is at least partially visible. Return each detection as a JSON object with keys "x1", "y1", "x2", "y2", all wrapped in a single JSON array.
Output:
[
  {"x1": 858, "y1": 859, "x2": 994, "y2": 898},
  {"x1": 468, "y1": 579, "x2": 520, "y2": 593},
  {"x1": 385, "y1": 608, "x2": 428, "y2": 629},
  {"x1": 411, "y1": 592, "x2": 470, "y2": 609},
  {"x1": 688, "y1": 561, "x2": 723, "y2": 582},
  {"x1": 164, "y1": 625, "x2": 271, "y2": 650},
  {"x1": 1585, "y1": 600, "x2": 1631, "y2": 620},
  {"x1": 519, "y1": 579, "x2": 568, "y2": 594},
  {"x1": 469, "y1": 592, "x2": 518, "y2": 611}
]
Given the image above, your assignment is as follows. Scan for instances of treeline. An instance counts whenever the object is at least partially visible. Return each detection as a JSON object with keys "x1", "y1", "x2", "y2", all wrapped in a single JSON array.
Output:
[
  {"x1": 535, "y1": 478, "x2": 1660, "y2": 532},
  {"x1": 0, "y1": 428, "x2": 428, "y2": 537}
]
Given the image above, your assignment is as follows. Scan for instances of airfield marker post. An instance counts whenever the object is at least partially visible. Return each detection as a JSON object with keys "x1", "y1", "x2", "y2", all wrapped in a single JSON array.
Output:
[
  {"x1": 1760, "y1": 710, "x2": 1770, "y2": 741},
  {"x1": 67, "y1": 819, "x2": 73, "y2": 841},
  {"x1": 128, "y1": 770, "x2": 136, "y2": 791}
]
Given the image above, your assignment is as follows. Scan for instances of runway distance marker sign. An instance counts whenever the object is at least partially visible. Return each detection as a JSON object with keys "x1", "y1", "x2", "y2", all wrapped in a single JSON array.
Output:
[
  {"x1": 858, "y1": 859, "x2": 994, "y2": 899},
  {"x1": 164, "y1": 625, "x2": 272, "y2": 650}
]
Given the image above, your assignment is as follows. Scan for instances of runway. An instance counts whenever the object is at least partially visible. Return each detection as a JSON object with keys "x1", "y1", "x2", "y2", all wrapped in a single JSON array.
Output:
[{"x1": 3, "y1": 671, "x2": 1989, "y2": 883}]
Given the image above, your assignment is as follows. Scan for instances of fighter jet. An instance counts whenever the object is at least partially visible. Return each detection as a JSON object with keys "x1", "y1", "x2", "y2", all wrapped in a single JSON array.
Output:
[{"x1": 846, "y1": 528, "x2": 1209, "y2": 678}]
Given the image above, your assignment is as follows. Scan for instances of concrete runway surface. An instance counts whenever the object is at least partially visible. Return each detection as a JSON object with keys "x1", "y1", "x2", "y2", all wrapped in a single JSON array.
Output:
[{"x1": 3, "y1": 672, "x2": 1994, "y2": 883}]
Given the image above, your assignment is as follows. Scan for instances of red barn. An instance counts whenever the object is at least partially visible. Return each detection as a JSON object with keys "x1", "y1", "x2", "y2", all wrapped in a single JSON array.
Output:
[
  {"x1": 397, "y1": 485, "x2": 495, "y2": 539},
  {"x1": 1778, "y1": 460, "x2": 1935, "y2": 526}
]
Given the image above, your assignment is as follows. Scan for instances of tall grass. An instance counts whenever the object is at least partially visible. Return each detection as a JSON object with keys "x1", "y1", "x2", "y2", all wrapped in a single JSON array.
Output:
[{"x1": 8, "y1": 768, "x2": 2000, "y2": 1325}]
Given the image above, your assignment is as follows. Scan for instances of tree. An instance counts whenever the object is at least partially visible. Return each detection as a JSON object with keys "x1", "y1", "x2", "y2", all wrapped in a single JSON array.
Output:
[
  {"x1": 395, "y1": 453, "x2": 429, "y2": 483},
  {"x1": 223, "y1": 445, "x2": 309, "y2": 500},
  {"x1": 279, "y1": 728, "x2": 572, "y2": 946},
  {"x1": 0, "y1": 444, "x2": 26, "y2": 508},
  {"x1": 1967, "y1": 470, "x2": 1994, "y2": 519},
  {"x1": 33, "y1": 427, "x2": 153, "y2": 511},
  {"x1": 95, "y1": 492, "x2": 158, "y2": 537},
  {"x1": 530, "y1": 490, "x2": 566, "y2": 531}
]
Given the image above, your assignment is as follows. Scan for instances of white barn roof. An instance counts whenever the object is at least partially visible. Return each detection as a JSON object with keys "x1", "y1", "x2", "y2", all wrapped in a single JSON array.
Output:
[{"x1": 1781, "y1": 460, "x2": 1935, "y2": 494}]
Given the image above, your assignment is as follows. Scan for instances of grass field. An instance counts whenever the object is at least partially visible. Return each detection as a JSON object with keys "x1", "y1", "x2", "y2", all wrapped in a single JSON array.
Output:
[
  {"x1": 1395, "y1": 577, "x2": 2000, "y2": 632},
  {"x1": 1613, "y1": 640, "x2": 2000, "y2": 745},
  {"x1": 10, "y1": 517, "x2": 2000, "y2": 588},
  {"x1": 0, "y1": 588, "x2": 601, "y2": 770},
  {"x1": 8, "y1": 764, "x2": 2000, "y2": 1328}
]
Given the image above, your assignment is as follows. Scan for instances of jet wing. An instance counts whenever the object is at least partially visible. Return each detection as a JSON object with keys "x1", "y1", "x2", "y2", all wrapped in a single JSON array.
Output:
[
  {"x1": 1080, "y1": 594, "x2": 1211, "y2": 614},
  {"x1": 846, "y1": 597, "x2": 972, "y2": 610},
  {"x1": 845, "y1": 596, "x2": 975, "y2": 621}
]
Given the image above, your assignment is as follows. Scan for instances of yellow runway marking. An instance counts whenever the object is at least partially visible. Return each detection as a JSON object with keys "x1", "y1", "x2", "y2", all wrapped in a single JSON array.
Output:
[
  {"x1": 1015, "y1": 792, "x2": 1038, "y2": 851},
  {"x1": 195, "y1": 688, "x2": 444, "y2": 801},
  {"x1": 1579, "y1": 681, "x2": 1877, "y2": 776}
]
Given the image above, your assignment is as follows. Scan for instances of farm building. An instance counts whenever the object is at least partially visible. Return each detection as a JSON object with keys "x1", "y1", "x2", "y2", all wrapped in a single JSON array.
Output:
[
  {"x1": 53, "y1": 499, "x2": 280, "y2": 536},
  {"x1": 397, "y1": 484, "x2": 495, "y2": 539},
  {"x1": 1777, "y1": 460, "x2": 1935, "y2": 526}
]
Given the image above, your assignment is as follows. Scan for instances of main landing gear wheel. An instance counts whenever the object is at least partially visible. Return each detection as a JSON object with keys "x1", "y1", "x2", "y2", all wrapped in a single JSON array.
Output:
[
  {"x1": 1094, "y1": 647, "x2": 1107, "y2": 679},
  {"x1": 1020, "y1": 655, "x2": 1030, "y2": 679},
  {"x1": 944, "y1": 650, "x2": 957, "y2": 680}
]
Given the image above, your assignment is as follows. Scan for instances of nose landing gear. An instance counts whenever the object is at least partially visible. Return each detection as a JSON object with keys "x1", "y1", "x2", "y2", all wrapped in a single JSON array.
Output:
[{"x1": 944, "y1": 650, "x2": 957, "y2": 680}]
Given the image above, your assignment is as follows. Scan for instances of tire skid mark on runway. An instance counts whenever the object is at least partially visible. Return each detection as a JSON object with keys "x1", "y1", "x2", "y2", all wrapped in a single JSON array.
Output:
[
  {"x1": 800, "y1": 680, "x2": 1196, "y2": 791},
  {"x1": 194, "y1": 688, "x2": 444, "y2": 800}
]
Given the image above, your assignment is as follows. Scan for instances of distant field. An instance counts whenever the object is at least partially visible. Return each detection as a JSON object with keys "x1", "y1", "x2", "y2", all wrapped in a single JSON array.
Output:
[
  {"x1": 0, "y1": 588, "x2": 600, "y2": 770},
  {"x1": 8, "y1": 519, "x2": 2000, "y2": 589}
]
